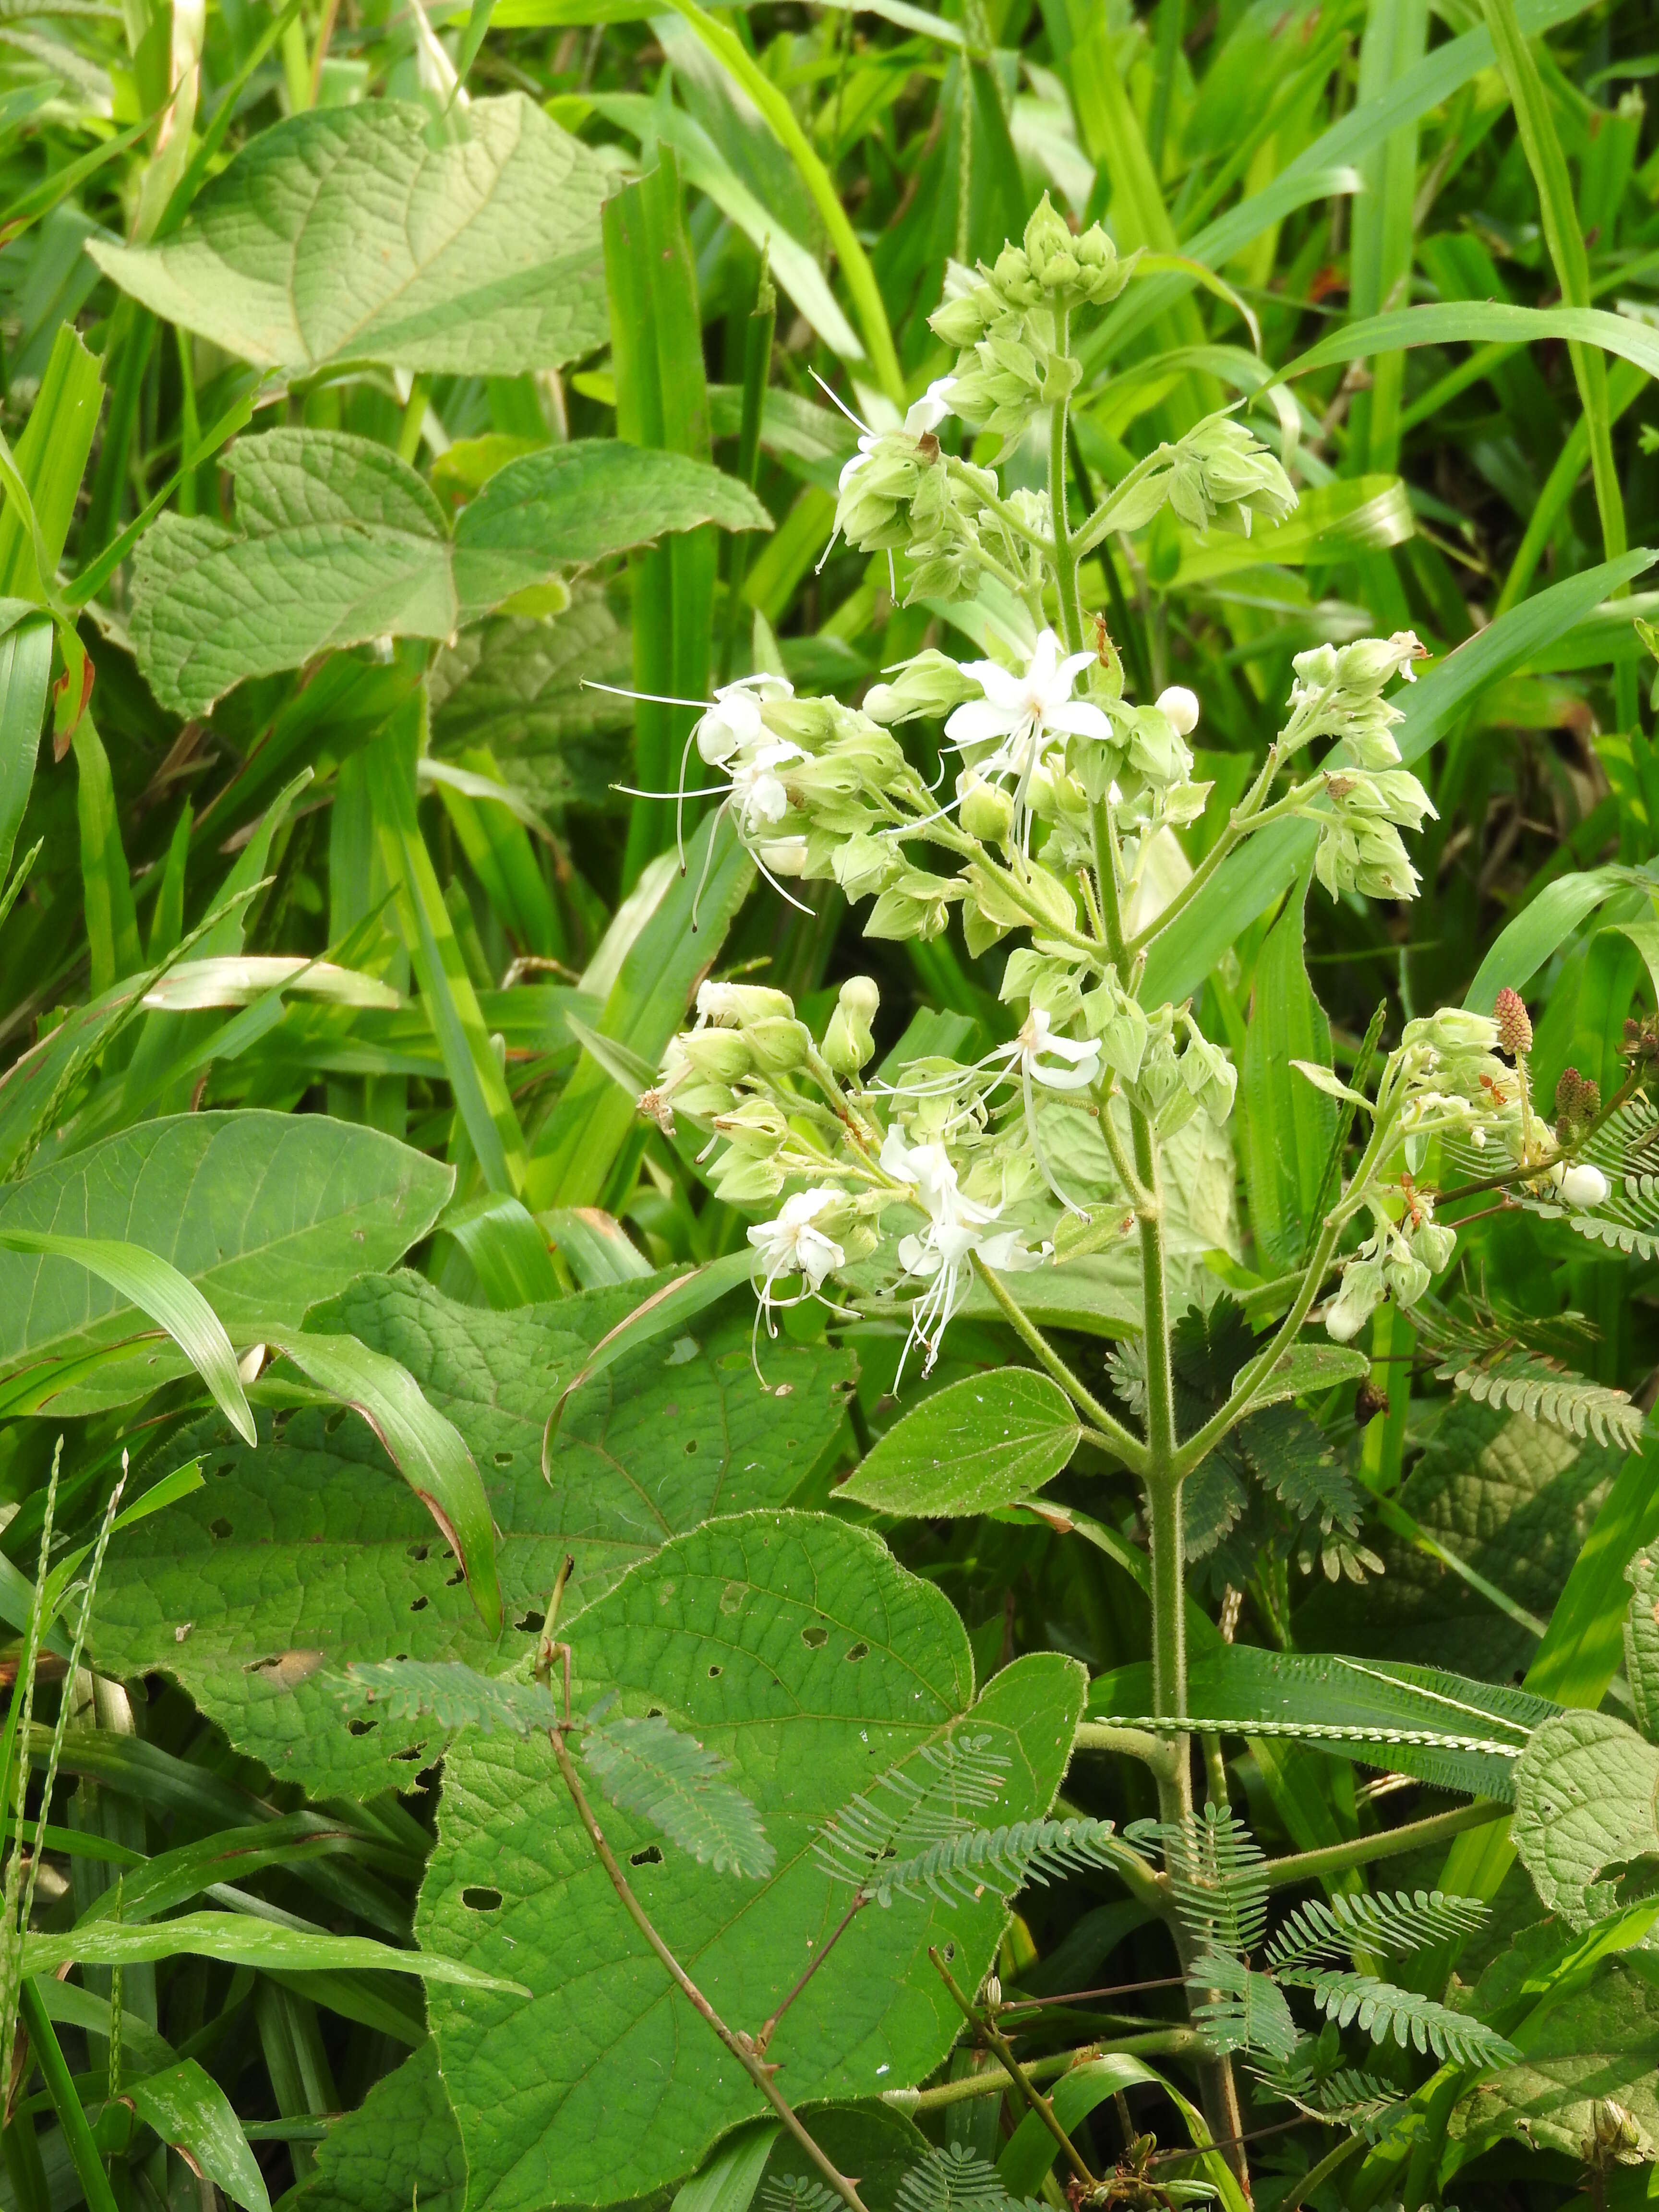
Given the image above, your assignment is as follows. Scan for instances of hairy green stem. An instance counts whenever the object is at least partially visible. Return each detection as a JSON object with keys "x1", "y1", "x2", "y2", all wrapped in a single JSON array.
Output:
[
  {"x1": 883, "y1": 2030, "x2": 1204, "y2": 2112},
  {"x1": 1260, "y1": 1800, "x2": 1508, "y2": 1893},
  {"x1": 973, "y1": 1254, "x2": 1148, "y2": 1474},
  {"x1": 1048, "y1": 311, "x2": 1085, "y2": 654}
]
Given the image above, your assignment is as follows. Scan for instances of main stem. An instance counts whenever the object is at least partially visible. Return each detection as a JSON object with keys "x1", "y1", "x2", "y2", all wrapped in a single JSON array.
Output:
[{"x1": 1052, "y1": 325, "x2": 1250, "y2": 2192}]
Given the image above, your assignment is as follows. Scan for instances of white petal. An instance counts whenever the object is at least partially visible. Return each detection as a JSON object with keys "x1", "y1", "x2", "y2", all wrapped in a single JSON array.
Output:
[{"x1": 946, "y1": 698, "x2": 1020, "y2": 745}]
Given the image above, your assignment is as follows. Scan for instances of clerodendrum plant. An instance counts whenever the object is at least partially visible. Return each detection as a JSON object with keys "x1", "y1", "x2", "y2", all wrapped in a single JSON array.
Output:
[{"x1": 629, "y1": 199, "x2": 1636, "y2": 2180}]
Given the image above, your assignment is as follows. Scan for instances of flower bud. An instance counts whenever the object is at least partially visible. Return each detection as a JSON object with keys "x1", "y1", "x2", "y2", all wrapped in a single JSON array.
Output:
[
  {"x1": 697, "y1": 981, "x2": 795, "y2": 1027},
  {"x1": 958, "y1": 770, "x2": 1014, "y2": 844},
  {"x1": 822, "y1": 974, "x2": 879, "y2": 1076},
  {"x1": 1325, "y1": 1256, "x2": 1385, "y2": 1343},
  {"x1": 1492, "y1": 987, "x2": 1533, "y2": 1058},
  {"x1": 863, "y1": 648, "x2": 981, "y2": 727},
  {"x1": 747, "y1": 1016, "x2": 814, "y2": 1076},
  {"x1": 1401, "y1": 1009, "x2": 1500, "y2": 1058},
  {"x1": 1155, "y1": 685, "x2": 1200, "y2": 736},
  {"x1": 678, "y1": 1028, "x2": 752, "y2": 1083},
  {"x1": 831, "y1": 830, "x2": 903, "y2": 901},
  {"x1": 1554, "y1": 1160, "x2": 1611, "y2": 1210},
  {"x1": 1554, "y1": 1065, "x2": 1601, "y2": 1143},
  {"x1": 1023, "y1": 193, "x2": 1075, "y2": 286}
]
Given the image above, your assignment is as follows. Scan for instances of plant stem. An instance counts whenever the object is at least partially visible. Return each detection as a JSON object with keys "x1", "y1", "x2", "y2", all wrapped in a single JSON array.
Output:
[
  {"x1": 929, "y1": 1948, "x2": 1096, "y2": 2186},
  {"x1": 18, "y1": 1981, "x2": 120, "y2": 2212},
  {"x1": 883, "y1": 2030, "x2": 1203, "y2": 2112},
  {"x1": 1048, "y1": 308, "x2": 1085, "y2": 654},
  {"x1": 549, "y1": 1729, "x2": 871, "y2": 2212},
  {"x1": 1260, "y1": 1800, "x2": 1508, "y2": 1893},
  {"x1": 1285, "y1": 2129, "x2": 1366, "y2": 2210},
  {"x1": 972, "y1": 1254, "x2": 1148, "y2": 1474}
]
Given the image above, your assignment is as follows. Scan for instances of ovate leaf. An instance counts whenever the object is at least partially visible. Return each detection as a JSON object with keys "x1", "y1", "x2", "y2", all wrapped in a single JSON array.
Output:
[
  {"x1": 418, "y1": 1512, "x2": 1086, "y2": 2211},
  {"x1": 0, "y1": 1112, "x2": 450, "y2": 1418},
  {"x1": 1455, "y1": 1922, "x2": 1659, "y2": 2163},
  {"x1": 837, "y1": 1369, "x2": 1081, "y2": 1517},
  {"x1": 91, "y1": 1272, "x2": 854, "y2": 1795},
  {"x1": 89, "y1": 96, "x2": 608, "y2": 376},
  {"x1": 1513, "y1": 1709, "x2": 1659, "y2": 1928},
  {"x1": 132, "y1": 431, "x2": 764, "y2": 715}
]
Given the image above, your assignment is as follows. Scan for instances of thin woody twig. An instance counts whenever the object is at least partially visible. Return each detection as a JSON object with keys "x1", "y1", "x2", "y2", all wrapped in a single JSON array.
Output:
[
  {"x1": 928, "y1": 1948, "x2": 1096, "y2": 2187},
  {"x1": 550, "y1": 1726, "x2": 871, "y2": 2212},
  {"x1": 754, "y1": 1894, "x2": 868, "y2": 2056}
]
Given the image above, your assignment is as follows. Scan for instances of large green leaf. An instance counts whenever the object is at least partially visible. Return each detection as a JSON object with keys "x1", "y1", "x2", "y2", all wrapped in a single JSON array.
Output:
[
  {"x1": 0, "y1": 1112, "x2": 451, "y2": 1416},
  {"x1": 291, "y1": 2044, "x2": 465, "y2": 2212},
  {"x1": 90, "y1": 1272, "x2": 854, "y2": 1795},
  {"x1": 131, "y1": 431, "x2": 764, "y2": 717},
  {"x1": 1452, "y1": 1922, "x2": 1659, "y2": 2164},
  {"x1": 838, "y1": 1369, "x2": 1081, "y2": 1517},
  {"x1": 1513, "y1": 1709, "x2": 1659, "y2": 1927},
  {"x1": 88, "y1": 96, "x2": 608, "y2": 376},
  {"x1": 429, "y1": 596, "x2": 628, "y2": 813},
  {"x1": 1299, "y1": 1397, "x2": 1625, "y2": 1683},
  {"x1": 418, "y1": 1512, "x2": 1085, "y2": 2211}
]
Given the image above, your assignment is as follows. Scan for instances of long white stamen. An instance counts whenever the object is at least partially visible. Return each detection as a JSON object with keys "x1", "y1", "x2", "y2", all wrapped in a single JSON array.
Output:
[
  {"x1": 809, "y1": 367, "x2": 873, "y2": 436},
  {"x1": 611, "y1": 782, "x2": 729, "y2": 801},
  {"x1": 582, "y1": 680, "x2": 711, "y2": 710}
]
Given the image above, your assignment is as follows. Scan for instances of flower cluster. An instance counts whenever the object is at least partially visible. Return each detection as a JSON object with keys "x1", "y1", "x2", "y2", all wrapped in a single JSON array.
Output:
[{"x1": 1311, "y1": 993, "x2": 1613, "y2": 1343}]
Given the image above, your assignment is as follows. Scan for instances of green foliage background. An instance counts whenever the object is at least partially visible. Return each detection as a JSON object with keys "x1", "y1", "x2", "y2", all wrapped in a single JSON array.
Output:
[{"x1": 7, "y1": 0, "x2": 1659, "y2": 2204}]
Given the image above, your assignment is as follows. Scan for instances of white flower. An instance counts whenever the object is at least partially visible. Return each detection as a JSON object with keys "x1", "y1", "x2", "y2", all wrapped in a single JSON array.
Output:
[
  {"x1": 695, "y1": 674, "x2": 794, "y2": 768},
  {"x1": 944, "y1": 628, "x2": 1112, "y2": 848},
  {"x1": 835, "y1": 377, "x2": 958, "y2": 495},
  {"x1": 729, "y1": 739, "x2": 804, "y2": 834},
  {"x1": 879, "y1": 1129, "x2": 1047, "y2": 1377},
  {"x1": 1553, "y1": 1160, "x2": 1611, "y2": 1210},
  {"x1": 1155, "y1": 685, "x2": 1200, "y2": 736},
  {"x1": 748, "y1": 1188, "x2": 846, "y2": 1302}
]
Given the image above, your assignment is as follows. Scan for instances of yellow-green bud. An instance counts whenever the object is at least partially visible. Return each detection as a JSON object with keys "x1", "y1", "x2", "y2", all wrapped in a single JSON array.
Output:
[
  {"x1": 958, "y1": 770, "x2": 1014, "y2": 845},
  {"x1": 747, "y1": 1015, "x2": 814, "y2": 1076},
  {"x1": 679, "y1": 1028, "x2": 753, "y2": 1083},
  {"x1": 822, "y1": 974, "x2": 879, "y2": 1075}
]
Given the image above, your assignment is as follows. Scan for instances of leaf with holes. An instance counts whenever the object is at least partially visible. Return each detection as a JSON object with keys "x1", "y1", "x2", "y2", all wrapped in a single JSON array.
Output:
[
  {"x1": 89, "y1": 96, "x2": 609, "y2": 376},
  {"x1": 837, "y1": 1369, "x2": 1081, "y2": 1517},
  {"x1": 89, "y1": 1272, "x2": 854, "y2": 1796},
  {"x1": 1513, "y1": 1709, "x2": 1659, "y2": 1927},
  {"x1": 417, "y1": 1511, "x2": 1086, "y2": 2212}
]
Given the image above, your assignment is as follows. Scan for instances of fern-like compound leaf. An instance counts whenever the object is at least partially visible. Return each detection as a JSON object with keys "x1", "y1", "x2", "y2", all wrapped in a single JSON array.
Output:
[
  {"x1": 339, "y1": 1658, "x2": 563, "y2": 1736},
  {"x1": 1190, "y1": 1949, "x2": 1300, "y2": 2066},
  {"x1": 813, "y1": 1731, "x2": 1011, "y2": 1891},
  {"x1": 583, "y1": 1715, "x2": 773, "y2": 1879},
  {"x1": 1262, "y1": 1888, "x2": 1489, "y2": 1972},
  {"x1": 762, "y1": 2179, "x2": 843, "y2": 2212},
  {"x1": 852, "y1": 1816, "x2": 1126, "y2": 1908},
  {"x1": 1282, "y1": 1968, "x2": 1519, "y2": 2067},
  {"x1": 1442, "y1": 1352, "x2": 1642, "y2": 1452},
  {"x1": 1259, "y1": 2057, "x2": 1402, "y2": 2140},
  {"x1": 1139, "y1": 1804, "x2": 1269, "y2": 1956},
  {"x1": 894, "y1": 2143, "x2": 1038, "y2": 2212}
]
